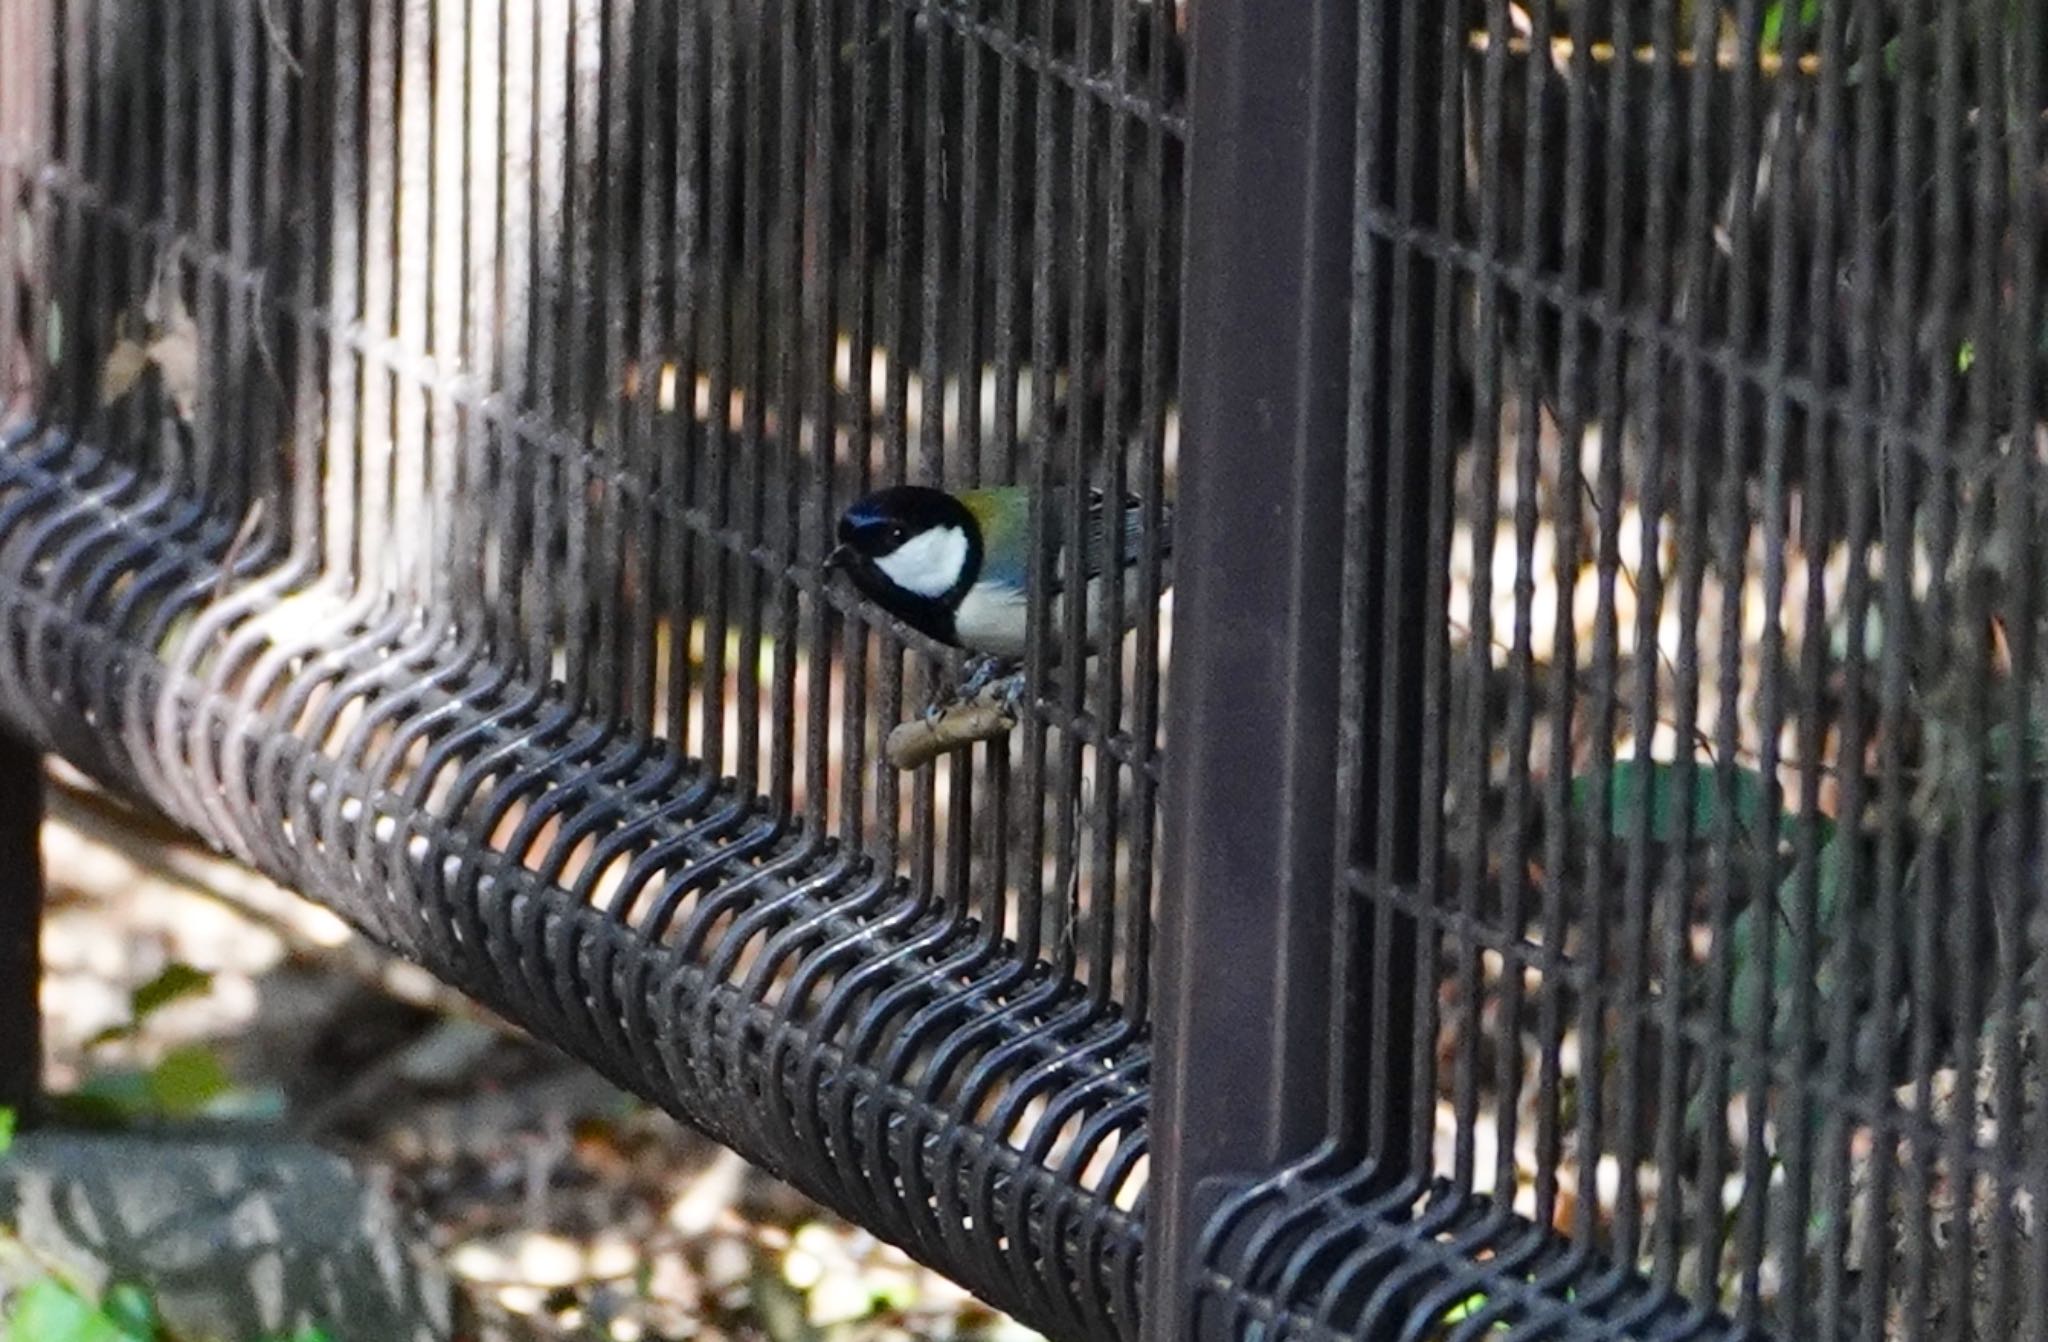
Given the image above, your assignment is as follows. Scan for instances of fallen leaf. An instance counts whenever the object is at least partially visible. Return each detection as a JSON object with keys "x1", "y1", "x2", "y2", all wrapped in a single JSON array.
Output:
[
  {"x1": 97, "y1": 337, "x2": 151, "y2": 406},
  {"x1": 147, "y1": 310, "x2": 202, "y2": 423}
]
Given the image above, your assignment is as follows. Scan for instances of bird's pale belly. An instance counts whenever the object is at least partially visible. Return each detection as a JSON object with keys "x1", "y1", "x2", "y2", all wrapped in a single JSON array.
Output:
[
  {"x1": 951, "y1": 584, "x2": 1031, "y2": 658},
  {"x1": 950, "y1": 573, "x2": 1150, "y2": 660}
]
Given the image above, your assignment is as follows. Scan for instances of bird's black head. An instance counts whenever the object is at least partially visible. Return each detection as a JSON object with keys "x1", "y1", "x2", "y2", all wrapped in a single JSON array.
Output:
[{"x1": 826, "y1": 485, "x2": 982, "y2": 642}]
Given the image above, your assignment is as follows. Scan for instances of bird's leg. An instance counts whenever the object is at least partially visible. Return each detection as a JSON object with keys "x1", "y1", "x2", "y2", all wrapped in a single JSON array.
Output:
[
  {"x1": 920, "y1": 653, "x2": 1017, "y2": 727},
  {"x1": 956, "y1": 653, "x2": 1013, "y2": 701},
  {"x1": 992, "y1": 670, "x2": 1030, "y2": 721}
]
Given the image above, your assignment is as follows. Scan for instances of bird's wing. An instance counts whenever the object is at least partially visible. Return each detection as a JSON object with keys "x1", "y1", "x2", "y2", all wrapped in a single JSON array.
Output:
[
  {"x1": 959, "y1": 485, "x2": 1171, "y2": 595},
  {"x1": 1075, "y1": 487, "x2": 1170, "y2": 584}
]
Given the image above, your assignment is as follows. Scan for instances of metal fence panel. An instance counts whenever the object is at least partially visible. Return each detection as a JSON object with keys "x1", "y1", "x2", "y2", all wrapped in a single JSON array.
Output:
[
  {"x1": 1193, "y1": 3, "x2": 2048, "y2": 1339},
  {"x1": 0, "y1": 0, "x2": 1181, "y2": 1335}
]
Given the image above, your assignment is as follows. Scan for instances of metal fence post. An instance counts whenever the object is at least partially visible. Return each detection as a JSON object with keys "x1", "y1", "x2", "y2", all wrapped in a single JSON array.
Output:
[
  {"x1": 0, "y1": 732, "x2": 42, "y2": 1118},
  {"x1": 1149, "y1": 0, "x2": 1363, "y2": 1331}
]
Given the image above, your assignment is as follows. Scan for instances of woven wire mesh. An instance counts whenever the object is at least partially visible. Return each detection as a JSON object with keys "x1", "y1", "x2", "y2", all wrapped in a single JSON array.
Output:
[
  {"x1": 0, "y1": 0, "x2": 1181, "y2": 1334},
  {"x1": 1198, "y1": 1, "x2": 2048, "y2": 1339}
]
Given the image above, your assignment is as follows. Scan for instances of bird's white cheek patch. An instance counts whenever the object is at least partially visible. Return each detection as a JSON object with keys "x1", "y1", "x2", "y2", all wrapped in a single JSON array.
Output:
[{"x1": 875, "y1": 525, "x2": 969, "y2": 597}]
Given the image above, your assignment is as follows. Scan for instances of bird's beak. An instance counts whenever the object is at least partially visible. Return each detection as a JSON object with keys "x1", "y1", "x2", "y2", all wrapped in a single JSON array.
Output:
[{"x1": 824, "y1": 543, "x2": 854, "y2": 574}]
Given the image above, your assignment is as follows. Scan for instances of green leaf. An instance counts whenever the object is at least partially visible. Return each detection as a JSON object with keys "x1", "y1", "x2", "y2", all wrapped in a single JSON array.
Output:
[
  {"x1": 1438, "y1": 1290, "x2": 1511, "y2": 1331},
  {"x1": 97, "y1": 1284, "x2": 158, "y2": 1340},
  {"x1": 3, "y1": 1279, "x2": 128, "y2": 1342},
  {"x1": 85, "y1": 1025, "x2": 134, "y2": 1050},
  {"x1": 0, "y1": 1106, "x2": 15, "y2": 1156},
  {"x1": 63, "y1": 1069, "x2": 158, "y2": 1123},
  {"x1": 129, "y1": 964, "x2": 213, "y2": 1023},
  {"x1": 1729, "y1": 835, "x2": 1852, "y2": 1050},
  {"x1": 1761, "y1": 0, "x2": 1820, "y2": 50},
  {"x1": 145, "y1": 1045, "x2": 232, "y2": 1116},
  {"x1": 1571, "y1": 759, "x2": 1791, "y2": 845}
]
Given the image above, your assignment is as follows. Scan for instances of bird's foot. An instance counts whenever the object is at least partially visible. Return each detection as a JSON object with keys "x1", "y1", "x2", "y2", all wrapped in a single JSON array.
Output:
[
  {"x1": 956, "y1": 653, "x2": 1013, "y2": 701},
  {"x1": 920, "y1": 655, "x2": 1020, "y2": 726},
  {"x1": 991, "y1": 670, "x2": 1029, "y2": 721}
]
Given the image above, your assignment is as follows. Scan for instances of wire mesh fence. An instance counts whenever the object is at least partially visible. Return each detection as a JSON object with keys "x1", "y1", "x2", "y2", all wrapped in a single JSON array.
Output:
[
  {"x1": 0, "y1": 0, "x2": 1177, "y2": 1334},
  {"x1": 7, "y1": 0, "x2": 2048, "y2": 1339}
]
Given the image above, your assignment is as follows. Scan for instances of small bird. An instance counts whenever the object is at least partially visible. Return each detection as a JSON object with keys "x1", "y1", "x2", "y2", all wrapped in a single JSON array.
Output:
[{"x1": 826, "y1": 483, "x2": 1171, "y2": 695}]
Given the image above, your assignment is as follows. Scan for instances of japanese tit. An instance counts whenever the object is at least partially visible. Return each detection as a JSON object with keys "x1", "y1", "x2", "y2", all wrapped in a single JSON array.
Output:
[{"x1": 826, "y1": 484, "x2": 1171, "y2": 665}]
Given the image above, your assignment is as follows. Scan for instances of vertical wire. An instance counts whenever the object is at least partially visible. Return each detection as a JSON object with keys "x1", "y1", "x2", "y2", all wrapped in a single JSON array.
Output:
[
  {"x1": 558, "y1": 0, "x2": 601, "y2": 708},
  {"x1": 595, "y1": 0, "x2": 639, "y2": 728},
  {"x1": 977, "y1": 0, "x2": 1027, "y2": 961},
  {"x1": 276, "y1": 0, "x2": 318, "y2": 579},
  {"x1": 1406, "y1": 0, "x2": 1463, "y2": 1174},
  {"x1": 2012, "y1": 6, "x2": 2048, "y2": 1334},
  {"x1": 1050, "y1": 0, "x2": 1096, "y2": 981},
  {"x1": 1937, "y1": 4, "x2": 2011, "y2": 1332},
  {"x1": 1821, "y1": 0, "x2": 1913, "y2": 1333},
  {"x1": 1983, "y1": 0, "x2": 2042, "y2": 1325},
  {"x1": 1014, "y1": 0, "x2": 1059, "y2": 967},
  {"x1": 225, "y1": 0, "x2": 262, "y2": 522},
  {"x1": 662, "y1": 1, "x2": 703, "y2": 758},
  {"x1": 627, "y1": 0, "x2": 668, "y2": 739},
  {"x1": 628, "y1": 0, "x2": 667, "y2": 739},
  {"x1": 835, "y1": 0, "x2": 874, "y2": 850},
  {"x1": 1889, "y1": 7, "x2": 1968, "y2": 1334},
  {"x1": 460, "y1": 0, "x2": 505, "y2": 625},
  {"x1": 392, "y1": 0, "x2": 433, "y2": 610},
  {"x1": 1492, "y1": 0, "x2": 1556, "y2": 1222},
  {"x1": 1447, "y1": 0, "x2": 1511, "y2": 1200},
  {"x1": 190, "y1": 0, "x2": 224, "y2": 496},
  {"x1": 802, "y1": 0, "x2": 838, "y2": 836},
  {"x1": 697, "y1": 0, "x2": 735, "y2": 780},
  {"x1": 951, "y1": 0, "x2": 1007, "y2": 970},
  {"x1": 875, "y1": 0, "x2": 911, "y2": 877},
  {"x1": 495, "y1": 0, "x2": 534, "y2": 665},
  {"x1": 766, "y1": 0, "x2": 804, "y2": 820},
  {"x1": 1796, "y1": 0, "x2": 1863, "y2": 1332},
  {"x1": 1736, "y1": 0, "x2": 1820, "y2": 1316},
  {"x1": 1667, "y1": 0, "x2": 1731, "y2": 1284},
  {"x1": 1581, "y1": 0, "x2": 1646, "y2": 1270},
  {"x1": 1123, "y1": 0, "x2": 1176, "y2": 1032},
  {"x1": 49, "y1": 0, "x2": 87, "y2": 417},
  {"x1": 321, "y1": 0, "x2": 363, "y2": 591},
  {"x1": 1631, "y1": 0, "x2": 1699, "y2": 1281},
  {"x1": 732, "y1": 0, "x2": 767, "y2": 793},
  {"x1": 358, "y1": 0, "x2": 398, "y2": 609},
  {"x1": 914, "y1": 0, "x2": 957, "y2": 920},
  {"x1": 110, "y1": 0, "x2": 151, "y2": 464},
  {"x1": 1086, "y1": 0, "x2": 1132, "y2": 1016},
  {"x1": 1704, "y1": 2, "x2": 1769, "y2": 1311},
  {"x1": 0, "y1": 0, "x2": 14, "y2": 406}
]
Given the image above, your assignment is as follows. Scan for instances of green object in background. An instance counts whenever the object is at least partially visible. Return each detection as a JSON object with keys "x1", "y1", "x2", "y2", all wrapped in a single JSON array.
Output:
[
  {"x1": 87, "y1": 965, "x2": 216, "y2": 1049},
  {"x1": 59, "y1": 1045, "x2": 233, "y2": 1125},
  {"x1": 95, "y1": 1285, "x2": 159, "y2": 1339},
  {"x1": 128, "y1": 967, "x2": 214, "y2": 1025},
  {"x1": 0, "y1": 1269, "x2": 335, "y2": 1342},
  {"x1": 1573, "y1": 759, "x2": 1768, "y2": 844},
  {"x1": 1761, "y1": 0, "x2": 1821, "y2": 49},
  {"x1": 3, "y1": 1279, "x2": 135, "y2": 1342}
]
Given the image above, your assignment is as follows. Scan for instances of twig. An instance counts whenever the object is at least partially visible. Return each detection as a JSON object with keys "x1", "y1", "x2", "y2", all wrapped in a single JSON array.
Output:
[{"x1": 885, "y1": 675, "x2": 1023, "y2": 770}]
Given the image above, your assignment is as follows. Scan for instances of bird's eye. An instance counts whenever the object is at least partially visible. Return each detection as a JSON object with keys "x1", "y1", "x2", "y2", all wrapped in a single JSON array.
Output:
[{"x1": 886, "y1": 524, "x2": 907, "y2": 546}]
